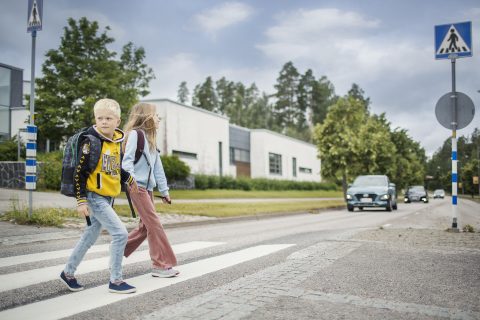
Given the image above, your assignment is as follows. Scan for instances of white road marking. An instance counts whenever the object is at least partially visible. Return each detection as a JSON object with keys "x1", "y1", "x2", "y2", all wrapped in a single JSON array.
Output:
[
  {"x1": 0, "y1": 242, "x2": 147, "y2": 268},
  {"x1": 382, "y1": 224, "x2": 392, "y2": 228},
  {"x1": 0, "y1": 241, "x2": 224, "y2": 292},
  {"x1": 0, "y1": 244, "x2": 295, "y2": 320}
]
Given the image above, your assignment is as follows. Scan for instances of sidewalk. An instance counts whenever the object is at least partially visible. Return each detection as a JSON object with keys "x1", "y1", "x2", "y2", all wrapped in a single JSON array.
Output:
[{"x1": 141, "y1": 228, "x2": 480, "y2": 320}]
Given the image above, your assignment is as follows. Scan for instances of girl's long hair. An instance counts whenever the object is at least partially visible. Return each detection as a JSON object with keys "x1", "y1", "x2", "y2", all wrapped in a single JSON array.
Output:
[{"x1": 123, "y1": 102, "x2": 158, "y2": 152}]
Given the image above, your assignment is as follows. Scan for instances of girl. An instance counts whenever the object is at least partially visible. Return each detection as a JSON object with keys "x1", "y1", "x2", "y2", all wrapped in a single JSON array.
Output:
[{"x1": 122, "y1": 102, "x2": 179, "y2": 277}]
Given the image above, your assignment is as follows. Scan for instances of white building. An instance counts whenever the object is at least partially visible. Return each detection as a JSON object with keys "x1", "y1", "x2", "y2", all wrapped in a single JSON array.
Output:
[
  {"x1": 145, "y1": 99, "x2": 230, "y2": 176},
  {"x1": 145, "y1": 99, "x2": 321, "y2": 182}
]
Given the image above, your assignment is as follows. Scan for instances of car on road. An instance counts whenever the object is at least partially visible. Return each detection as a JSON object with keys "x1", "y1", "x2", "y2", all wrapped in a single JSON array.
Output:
[
  {"x1": 404, "y1": 185, "x2": 429, "y2": 203},
  {"x1": 433, "y1": 189, "x2": 445, "y2": 199},
  {"x1": 346, "y1": 175, "x2": 397, "y2": 212}
]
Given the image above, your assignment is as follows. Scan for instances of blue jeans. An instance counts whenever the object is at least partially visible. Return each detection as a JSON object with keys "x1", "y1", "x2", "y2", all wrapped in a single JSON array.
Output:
[{"x1": 64, "y1": 192, "x2": 128, "y2": 283}]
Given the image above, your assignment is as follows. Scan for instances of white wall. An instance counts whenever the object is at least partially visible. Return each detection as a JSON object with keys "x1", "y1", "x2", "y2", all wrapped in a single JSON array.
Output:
[
  {"x1": 250, "y1": 129, "x2": 321, "y2": 182},
  {"x1": 10, "y1": 108, "x2": 29, "y2": 141},
  {"x1": 146, "y1": 99, "x2": 230, "y2": 176}
]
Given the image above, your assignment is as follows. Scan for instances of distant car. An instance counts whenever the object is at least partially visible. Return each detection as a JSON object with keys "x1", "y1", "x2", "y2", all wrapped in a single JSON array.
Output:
[
  {"x1": 433, "y1": 189, "x2": 445, "y2": 199},
  {"x1": 404, "y1": 185, "x2": 429, "y2": 203},
  {"x1": 346, "y1": 175, "x2": 397, "y2": 212}
]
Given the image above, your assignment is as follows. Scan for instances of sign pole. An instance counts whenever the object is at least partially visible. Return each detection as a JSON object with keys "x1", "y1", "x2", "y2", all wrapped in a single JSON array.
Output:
[
  {"x1": 26, "y1": 0, "x2": 42, "y2": 218},
  {"x1": 450, "y1": 57, "x2": 458, "y2": 230}
]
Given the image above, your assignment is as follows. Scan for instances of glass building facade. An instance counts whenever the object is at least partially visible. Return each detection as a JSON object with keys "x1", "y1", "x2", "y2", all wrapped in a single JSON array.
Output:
[{"x1": 0, "y1": 63, "x2": 23, "y2": 141}]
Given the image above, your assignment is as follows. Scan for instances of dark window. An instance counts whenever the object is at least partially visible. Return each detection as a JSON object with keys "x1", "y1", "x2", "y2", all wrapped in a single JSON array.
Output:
[
  {"x1": 299, "y1": 167, "x2": 312, "y2": 174},
  {"x1": 292, "y1": 157, "x2": 297, "y2": 177},
  {"x1": 172, "y1": 150, "x2": 197, "y2": 159},
  {"x1": 269, "y1": 153, "x2": 282, "y2": 175}
]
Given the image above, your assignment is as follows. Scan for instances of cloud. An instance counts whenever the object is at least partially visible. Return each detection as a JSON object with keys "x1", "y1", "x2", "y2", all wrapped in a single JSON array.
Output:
[
  {"x1": 195, "y1": 2, "x2": 254, "y2": 37},
  {"x1": 146, "y1": 53, "x2": 203, "y2": 101}
]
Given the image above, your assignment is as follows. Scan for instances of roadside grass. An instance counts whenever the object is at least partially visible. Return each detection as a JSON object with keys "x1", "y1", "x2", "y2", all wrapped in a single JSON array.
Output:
[
  {"x1": 2, "y1": 198, "x2": 345, "y2": 226},
  {"x1": 164, "y1": 189, "x2": 343, "y2": 199},
  {"x1": 114, "y1": 200, "x2": 345, "y2": 218}
]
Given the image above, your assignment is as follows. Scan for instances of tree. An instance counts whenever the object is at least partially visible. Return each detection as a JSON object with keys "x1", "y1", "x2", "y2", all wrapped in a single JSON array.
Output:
[
  {"x1": 347, "y1": 83, "x2": 370, "y2": 110},
  {"x1": 274, "y1": 61, "x2": 301, "y2": 130},
  {"x1": 310, "y1": 76, "x2": 337, "y2": 125},
  {"x1": 215, "y1": 77, "x2": 235, "y2": 115},
  {"x1": 192, "y1": 76, "x2": 217, "y2": 111},
  {"x1": 34, "y1": 17, "x2": 154, "y2": 149},
  {"x1": 177, "y1": 81, "x2": 189, "y2": 104},
  {"x1": 313, "y1": 96, "x2": 368, "y2": 197}
]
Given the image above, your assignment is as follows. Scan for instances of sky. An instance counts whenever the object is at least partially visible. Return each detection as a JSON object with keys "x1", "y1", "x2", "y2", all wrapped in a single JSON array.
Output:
[{"x1": 1, "y1": 0, "x2": 479, "y2": 157}]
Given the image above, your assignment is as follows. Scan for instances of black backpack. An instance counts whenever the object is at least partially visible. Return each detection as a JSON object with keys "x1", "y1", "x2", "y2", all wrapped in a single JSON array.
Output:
[{"x1": 60, "y1": 128, "x2": 102, "y2": 197}]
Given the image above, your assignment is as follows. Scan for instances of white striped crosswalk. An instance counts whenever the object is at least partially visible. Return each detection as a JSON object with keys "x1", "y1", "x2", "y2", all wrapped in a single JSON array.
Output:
[
  {"x1": 0, "y1": 241, "x2": 294, "y2": 320},
  {"x1": 0, "y1": 241, "x2": 223, "y2": 292}
]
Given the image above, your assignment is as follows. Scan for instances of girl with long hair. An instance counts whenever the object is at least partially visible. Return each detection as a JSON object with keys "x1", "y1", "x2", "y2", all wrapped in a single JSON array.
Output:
[{"x1": 122, "y1": 102, "x2": 178, "y2": 277}]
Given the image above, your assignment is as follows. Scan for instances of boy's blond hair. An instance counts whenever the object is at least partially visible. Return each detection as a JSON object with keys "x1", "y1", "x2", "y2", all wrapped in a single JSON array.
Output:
[{"x1": 94, "y1": 99, "x2": 121, "y2": 118}]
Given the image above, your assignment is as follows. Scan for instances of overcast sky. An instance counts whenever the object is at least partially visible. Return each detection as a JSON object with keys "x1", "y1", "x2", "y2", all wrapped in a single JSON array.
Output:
[{"x1": 1, "y1": 0, "x2": 479, "y2": 156}]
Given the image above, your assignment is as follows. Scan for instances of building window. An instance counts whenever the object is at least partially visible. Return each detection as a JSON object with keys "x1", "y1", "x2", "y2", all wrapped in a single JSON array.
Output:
[
  {"x1": 230, "y1": 147, "x2": 250, "y2": 163},
  {"x1": 172, "y1": 150, "x2": 197, "y2": 159},
  {"x1": 299, "y1": 167, "x2": 312, "y2": 174},
  {"x1": 292, "y1": 157, "x2": 297, "y2": 177},
  {"x1": 0, "y1": 66, "x2": 11, "y2": 107},
  {"x1": 269, "y1": 153, "x2": 282, "y2": 175}
]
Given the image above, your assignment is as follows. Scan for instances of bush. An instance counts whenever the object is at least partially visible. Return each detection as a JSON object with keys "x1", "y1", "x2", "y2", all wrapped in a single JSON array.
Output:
[
  {"x1": 0, "y1": 136, "x2": 25, "y2": 161},
  {"x1": 161, "y1": 155, "x2": 190, "y2": 182},
  {"x1": 193, "y1": 174, "x2": 339, "y2": 191},
  {"x1": 37, "y1": 151, "x2": 63, "y2": 190}
]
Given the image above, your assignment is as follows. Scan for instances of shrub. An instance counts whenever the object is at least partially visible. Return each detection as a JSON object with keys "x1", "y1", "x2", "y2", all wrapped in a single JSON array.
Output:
[
  {"x1": 0, "y1": 136, "x2": 25, "y2": 161},
  {"x1": 194, "y1": 174, "x2": 209, "y2": 190},
  {"x1": 161, "y1": 155, "x2": 190, "y2": 182},
  {"x1": 37, "y1": 151, "x2": 63, "y2": 190},
  {"x1": 193, "y1": 174, "x2": 339, "y2": 191}
]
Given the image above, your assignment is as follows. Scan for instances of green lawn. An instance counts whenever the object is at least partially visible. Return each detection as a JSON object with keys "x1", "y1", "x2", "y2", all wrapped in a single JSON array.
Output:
[
  {"x1": 114, "y1": 199, "x2": 345, "y2": 218},
  {"x1": 163, "y1": 189, "x2": 343, "y2": 199}
]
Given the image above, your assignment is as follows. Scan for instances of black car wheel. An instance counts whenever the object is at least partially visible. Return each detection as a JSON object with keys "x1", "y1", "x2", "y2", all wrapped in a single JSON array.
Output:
[
  {"x1": 347, "y1": 205, "x2": 354, "y2": 212},
  {"x1": 386, "y1": 200, "x2": 392, "y2": 212}
]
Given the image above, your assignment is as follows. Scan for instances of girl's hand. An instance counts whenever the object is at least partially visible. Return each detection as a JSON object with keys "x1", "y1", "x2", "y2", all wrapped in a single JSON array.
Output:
[
  {"x1": 161, "y1": 195, "x2": 172, "y2": 204},
  {"x1": 129, "y1": 180, "x2": 139, "y2": 193}
]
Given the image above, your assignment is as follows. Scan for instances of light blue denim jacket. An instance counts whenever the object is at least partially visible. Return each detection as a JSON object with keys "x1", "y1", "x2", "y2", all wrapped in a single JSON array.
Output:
[{"x1": 122, "y1": 130, "x2": 169, "y2": 196}]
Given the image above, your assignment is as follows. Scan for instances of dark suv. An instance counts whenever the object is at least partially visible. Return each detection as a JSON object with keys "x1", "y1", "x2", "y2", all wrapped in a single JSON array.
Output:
[
  {"x1": 404, "y1": 185, "x2": 429, "y2": 203},
  {"x1": 346, "y1": 175, "x2": 397, "y2": 212}
]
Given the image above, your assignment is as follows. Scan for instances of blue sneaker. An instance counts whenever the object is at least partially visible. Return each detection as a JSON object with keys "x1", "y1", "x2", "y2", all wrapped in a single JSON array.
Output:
[
  {"x1": 108, "y1": 281, "x2": 136, "y2": 294},
  {"x1": 60, "y1": 271, "x2": 84, "y2": 292}
]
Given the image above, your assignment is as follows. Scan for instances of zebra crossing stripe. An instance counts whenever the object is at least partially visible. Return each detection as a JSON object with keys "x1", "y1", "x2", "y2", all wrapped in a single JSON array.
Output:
[
  {"x1": 0, "y1": 244, "x2": 294, "y2": 320},
  {"x1": 0, "y1": 241, "x2": 224, "y2": 293},
  {"x1": 0, "y1": 242, "x2": 148, "y2": 268}
]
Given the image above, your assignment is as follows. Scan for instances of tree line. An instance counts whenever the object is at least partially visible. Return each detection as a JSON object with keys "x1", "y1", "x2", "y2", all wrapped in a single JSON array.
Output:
[
  {"x1": 426, "y1": 128, "x2": 480, "y2": 196},
  {"x1": 176, "y1": 61, "x2": 339, "y2": 142}
]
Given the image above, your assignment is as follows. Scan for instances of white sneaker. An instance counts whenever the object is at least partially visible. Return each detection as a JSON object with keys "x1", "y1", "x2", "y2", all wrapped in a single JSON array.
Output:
[{"x1": 151, "y1": 268, "x2": 179, "y2": 278}]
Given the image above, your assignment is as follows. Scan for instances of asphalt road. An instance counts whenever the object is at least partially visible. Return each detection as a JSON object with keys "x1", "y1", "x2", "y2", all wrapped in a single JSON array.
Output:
[{"x1": 0, "y1": 197, "x2": 479, "y2": 319}]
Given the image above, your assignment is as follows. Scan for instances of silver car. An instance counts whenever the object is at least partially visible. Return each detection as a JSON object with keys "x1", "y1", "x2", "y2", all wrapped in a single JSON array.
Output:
[{"x1": 346, "y1": 175, "x2": 398, "y2": 212}]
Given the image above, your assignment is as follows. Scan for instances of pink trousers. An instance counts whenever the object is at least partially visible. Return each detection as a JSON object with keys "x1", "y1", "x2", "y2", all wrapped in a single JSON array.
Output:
[{"x1": 124, "y1": 188, "x2": 177, "y2": 269}]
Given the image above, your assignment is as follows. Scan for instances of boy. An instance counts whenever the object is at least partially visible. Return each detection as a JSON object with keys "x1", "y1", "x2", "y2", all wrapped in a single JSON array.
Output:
[{"x1": 60, "y1": 98, "x2": 138, "y2": 293}]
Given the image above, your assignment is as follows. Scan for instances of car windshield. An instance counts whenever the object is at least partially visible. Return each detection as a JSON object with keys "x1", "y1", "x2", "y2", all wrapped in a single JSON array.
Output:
[
  {"x1": 434, "y1": 190, "x2": 444, "y2": 194},
  {"x1": 409, "y1": 186, "x2": 424, "y2": 192},
  {"x1": 352, "y1": 176, "x2": 386, "y2": 187}
]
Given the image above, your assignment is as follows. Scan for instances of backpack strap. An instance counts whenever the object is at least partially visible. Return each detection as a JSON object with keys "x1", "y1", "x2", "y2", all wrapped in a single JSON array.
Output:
[{"x1": 134, "y1": 129, "x2": 145, "y2": 165}]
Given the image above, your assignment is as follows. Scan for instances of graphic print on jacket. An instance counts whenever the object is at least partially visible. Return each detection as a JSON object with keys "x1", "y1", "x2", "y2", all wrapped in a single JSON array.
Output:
[{"x1": 87, "y1": 133, "x2": 123, "y2": 196}]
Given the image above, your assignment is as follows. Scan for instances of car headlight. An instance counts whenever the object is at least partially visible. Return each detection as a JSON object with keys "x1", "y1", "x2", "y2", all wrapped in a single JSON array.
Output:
[
  {"x1": 346, "y1": 194, "x2": 353, "y2": 200},
  {"x1": 380, "y1": 194, "x2": 389, "y2": 200}
]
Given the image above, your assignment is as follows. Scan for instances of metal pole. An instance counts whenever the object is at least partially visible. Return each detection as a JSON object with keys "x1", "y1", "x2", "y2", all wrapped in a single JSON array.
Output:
[
  {"x1": 450, "y1": 58, "x2": 458, "y2": 230},
  {"x1": 28, "y1": 30, "x2": 36, "y2": 218}
]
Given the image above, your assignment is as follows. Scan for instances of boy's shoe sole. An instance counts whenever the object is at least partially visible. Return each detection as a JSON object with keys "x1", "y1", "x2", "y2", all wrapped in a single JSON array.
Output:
[{"x1": 108, "y1": 287, "x2": 137, "y2": 294}]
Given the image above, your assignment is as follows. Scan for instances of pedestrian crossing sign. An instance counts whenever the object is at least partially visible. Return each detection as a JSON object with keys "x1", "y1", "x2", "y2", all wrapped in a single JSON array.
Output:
[
  {"x1": 435, "y1": 21, "x2": 472, "y2": 59},
  {"x1": 27, "y1": 0, "x2": 43, "y2": 32}
]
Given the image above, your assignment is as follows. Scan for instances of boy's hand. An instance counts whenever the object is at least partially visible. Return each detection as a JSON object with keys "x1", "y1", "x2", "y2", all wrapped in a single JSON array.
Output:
[
  {"x1": 77, "y1": 203, "x2": 89, "y2": 217},
  {"x1": 161, "y1": 195, "x2": 172, "y2": 204}
]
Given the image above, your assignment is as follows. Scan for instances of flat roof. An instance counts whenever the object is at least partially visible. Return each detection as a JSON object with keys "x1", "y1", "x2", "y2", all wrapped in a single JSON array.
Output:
[{"x1": 142, "y1": 98, "x2": 229, "y2": 120}]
